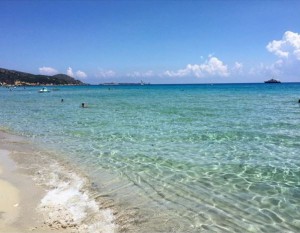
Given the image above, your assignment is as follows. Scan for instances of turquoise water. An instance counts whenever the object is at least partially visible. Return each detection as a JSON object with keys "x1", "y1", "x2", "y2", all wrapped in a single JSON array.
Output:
[{"x1": 1, "y1": 83, "x2": 300, "y2": 232}]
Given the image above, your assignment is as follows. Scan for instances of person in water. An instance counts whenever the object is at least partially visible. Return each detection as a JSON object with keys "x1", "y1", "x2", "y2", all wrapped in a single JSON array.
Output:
[{"x1": 81, "y1": 102, "x2": 88, "y2": 108}]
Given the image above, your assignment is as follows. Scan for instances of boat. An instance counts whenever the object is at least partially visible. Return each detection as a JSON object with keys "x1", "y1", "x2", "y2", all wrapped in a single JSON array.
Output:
[
  {"x1": 38, "y1": 87, "x2": 50, "y2": 93},
  {"x1": 264, "y1": 79, "x2": 281, "y2": 83}
]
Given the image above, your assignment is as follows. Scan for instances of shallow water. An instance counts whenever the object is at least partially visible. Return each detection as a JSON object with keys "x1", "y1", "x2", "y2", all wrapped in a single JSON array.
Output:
[{"x1": 1, "y1": 83, "x2": 300, "y2": 232}]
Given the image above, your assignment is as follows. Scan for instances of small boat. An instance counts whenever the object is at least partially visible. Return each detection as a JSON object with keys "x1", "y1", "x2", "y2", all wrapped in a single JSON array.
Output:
[
  {"x1": 264, "y1": 79, "x2": 281, "y2": 83},
  {"x1": 38, "y1": 87, "x2": 50, "y2": 93}
]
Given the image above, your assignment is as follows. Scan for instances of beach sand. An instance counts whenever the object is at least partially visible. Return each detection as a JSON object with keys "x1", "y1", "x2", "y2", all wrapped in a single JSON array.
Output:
[
  {"x1": 0, "y1": 130, "x2": 117, "y2": 233},
  {"x1": 0, "y1": 148, "x2": 47, "y2": 232},
  {"x1": 0, "y1": 165, "x2": 20, "y2": 232}
]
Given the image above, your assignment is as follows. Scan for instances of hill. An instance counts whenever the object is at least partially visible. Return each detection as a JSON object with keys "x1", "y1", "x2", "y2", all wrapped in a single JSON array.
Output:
[{"x1": 0, "y1": 68, "x2": 84, "y2": 85}]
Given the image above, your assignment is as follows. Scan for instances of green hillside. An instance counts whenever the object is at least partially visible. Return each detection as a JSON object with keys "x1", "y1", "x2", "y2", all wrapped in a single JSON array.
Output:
[{"x1": 0, "y1": 68, "x2": 84, "y2": 85}]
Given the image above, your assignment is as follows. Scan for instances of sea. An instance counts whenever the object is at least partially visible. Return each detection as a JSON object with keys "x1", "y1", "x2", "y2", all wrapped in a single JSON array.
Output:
[{"x1": 1, "y1": 83, "x2": 300, "y2": 232}]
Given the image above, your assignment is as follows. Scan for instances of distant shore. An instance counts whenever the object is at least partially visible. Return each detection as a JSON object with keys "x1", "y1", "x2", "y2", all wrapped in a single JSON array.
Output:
[{"x1": 0, "y1": 67, "x2": 84, "y2": 86}]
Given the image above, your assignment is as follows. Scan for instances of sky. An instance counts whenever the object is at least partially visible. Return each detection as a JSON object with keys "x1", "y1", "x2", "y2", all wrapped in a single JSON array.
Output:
[{"x1": 1, "y1": 0, "x2": 300, "y2": 84}]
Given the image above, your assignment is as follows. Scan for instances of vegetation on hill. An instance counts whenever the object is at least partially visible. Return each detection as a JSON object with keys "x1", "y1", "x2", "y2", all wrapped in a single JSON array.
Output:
[{"x1": 0, "y1": 68, "x2": 84, "y2": 85}]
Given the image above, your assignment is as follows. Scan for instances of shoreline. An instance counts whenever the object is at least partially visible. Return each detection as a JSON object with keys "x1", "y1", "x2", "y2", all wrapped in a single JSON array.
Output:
[{"x1": 0, "y1": 130, "x2": 117, "y2": 233}]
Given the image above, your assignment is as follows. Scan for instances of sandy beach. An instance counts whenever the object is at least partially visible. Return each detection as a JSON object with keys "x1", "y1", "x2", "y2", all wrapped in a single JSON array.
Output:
[
  {"x1": 0, "y1": 148, "x2": 46, "y2": 232},
  {"x1": 0, "y1": 130, "x2": 117, "y2": 233},
  {"x1": 0, "y1": 151, "x2": 20, "y2": 232}
]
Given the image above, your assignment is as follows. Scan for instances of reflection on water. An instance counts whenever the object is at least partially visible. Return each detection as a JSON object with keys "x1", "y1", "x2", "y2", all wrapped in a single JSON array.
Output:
[{"x1": 1, "y1": 84, "x2": 300, "y2": 232}]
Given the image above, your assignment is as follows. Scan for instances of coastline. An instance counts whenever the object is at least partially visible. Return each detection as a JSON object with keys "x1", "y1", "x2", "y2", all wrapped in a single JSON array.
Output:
[{"x1": 0, "y1": 130, "x2": 117, "y2": 233}]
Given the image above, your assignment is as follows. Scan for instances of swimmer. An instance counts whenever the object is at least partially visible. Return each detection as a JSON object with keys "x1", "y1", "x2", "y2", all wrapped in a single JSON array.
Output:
[{"x1": 81, "y1": 102, "x2": 88, "y2": 108}]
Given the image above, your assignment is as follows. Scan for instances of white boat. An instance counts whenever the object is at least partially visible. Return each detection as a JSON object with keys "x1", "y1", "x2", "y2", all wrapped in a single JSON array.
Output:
[{"x1": 38, "y1": 87, "x2": 50, "y2": 93}]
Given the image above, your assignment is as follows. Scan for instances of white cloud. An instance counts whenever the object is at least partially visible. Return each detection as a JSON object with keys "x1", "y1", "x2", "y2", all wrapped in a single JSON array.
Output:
[
  {"x1": 66, "y1": 67, "x2": 87, "y2": 79},
  {"x1": 67, "y1": 67, "x2": 74, "y2": 77},
  {"x1": 39, "y1": 66, "x2": 58, "y2": 75},
  {"x1": 163, "y1": 56, "x2": 229, "y2": 78},
  {"x1": 95, "y1": 69, "x2": 116, "y2": 78},
  {"x1": 265, "y1": 31, "x2": 300, "y2": 79},
  {"x1": 75, "y1": 70, "x2": 87, "y2": 79},
  {"x1": 266, "y1": 40, "x2": 289, "y2": 58},
  {"x1": 266, "y1": 31, "x2": 300, "y2": 60}
]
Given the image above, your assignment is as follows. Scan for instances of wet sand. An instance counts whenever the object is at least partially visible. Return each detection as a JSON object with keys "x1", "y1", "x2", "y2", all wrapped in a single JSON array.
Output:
[
  {"x1": 0, "y1": 148, "x2": 47, "y2": 232},
  {"x1": 0, "y1": 130, "x2": 117, "y2": 233}
]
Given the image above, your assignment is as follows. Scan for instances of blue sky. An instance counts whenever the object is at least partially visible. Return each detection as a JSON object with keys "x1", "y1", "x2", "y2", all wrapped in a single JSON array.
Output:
[{"x1": 1, "y1": 0, "x2": 300, "y2": 84}]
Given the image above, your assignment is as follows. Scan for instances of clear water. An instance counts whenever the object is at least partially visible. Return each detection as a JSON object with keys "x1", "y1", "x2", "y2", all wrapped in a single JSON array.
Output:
[{"x1": 1, "y1": 83, "x2": 300, "y2": 232}]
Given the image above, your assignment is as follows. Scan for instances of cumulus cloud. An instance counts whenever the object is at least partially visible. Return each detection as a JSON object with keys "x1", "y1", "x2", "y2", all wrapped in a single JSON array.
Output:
[
  {"x1": 67, "y1": 67, "x2": 74, "y2": 77},
  {"x1": 265, "y1": 31, "x2": 300, "y2": 78},
  {"x1": 266, "y1": 40, "x2": 289, "y2": 58},
  {"x1": 267, "y1": 31, "x2": 300, "y2": 60},
  {"x1": 39, "y1": 66, "x2": 58, "y2": 75},
  {"x1": 75, "y1": 70, "x2": 87, "y2": 79},
  {"x1": 66, "y1": 67, "x2": 87, "y2": 79},
  {"x1": 163, "y1": 56, "x2": 229, "y2": 78}
]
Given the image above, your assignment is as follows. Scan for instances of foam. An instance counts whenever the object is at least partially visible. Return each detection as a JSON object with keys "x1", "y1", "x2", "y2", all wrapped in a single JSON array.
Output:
[{"x1": 35, "y1": 162, "x2": 116, "y2": 232}]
